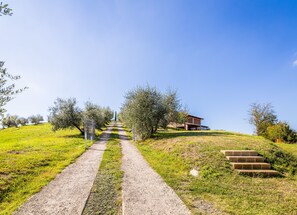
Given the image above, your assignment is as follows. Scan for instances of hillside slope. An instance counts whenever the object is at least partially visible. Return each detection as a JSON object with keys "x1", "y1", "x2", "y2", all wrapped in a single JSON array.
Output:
[
  {"x1": 0, "y1": 123, "x2": 95, "y2": 214},
  {"x1": 136, "y1": 130, "x2": 297, "y2": 214}
]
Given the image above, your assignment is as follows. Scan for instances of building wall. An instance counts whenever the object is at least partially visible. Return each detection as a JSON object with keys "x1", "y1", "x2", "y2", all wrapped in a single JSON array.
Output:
[{"x1": 187, "y1": 116, "x2": 201, "y2": 125}]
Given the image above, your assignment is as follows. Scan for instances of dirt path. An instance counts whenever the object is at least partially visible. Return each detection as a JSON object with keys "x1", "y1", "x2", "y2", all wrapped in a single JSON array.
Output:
[
  {"x1": 14, "y1": 124, "x2": 113, "y2": 215},
  {"x1": 118, "y1": 124, "x2": 191, "y2": 215}
]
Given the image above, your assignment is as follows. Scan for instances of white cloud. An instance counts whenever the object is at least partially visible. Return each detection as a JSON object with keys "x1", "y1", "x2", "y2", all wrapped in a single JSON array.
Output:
[{"x1": 293, "y1": 59, "x2": 297, "y2": 67}]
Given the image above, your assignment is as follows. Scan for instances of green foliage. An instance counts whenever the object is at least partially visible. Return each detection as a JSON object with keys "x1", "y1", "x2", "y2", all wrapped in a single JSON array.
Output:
[
  {"x1": 84, "y1": 102, "x2": 105, "y2": 129},
  {"x1": 49, "y1": 98, "x2": 113, "y2": 135},
  {"x1": 2, "y1": 114, "x2": 18, "y2": 128},
  {"x1": 266, "y1": 122, "x2": 297, "y2": 143},
  {"x1": 0, "y1": 2, "x2": 12, "y2": 16},
  {"x1": 29, "y1": 114, "x2": 44, "y2": 125},
  {"x1": 48, "y1": 98, "x2": 84, "y2": 134},
  {"x1": 0, "y1": 62, "x2": 27, "y2": 116},
  {"x1": 101, "y1": 106, "x2": 114, "y2": 126},
  {"x1": 17, "y1": 117, "x2": 28, "y2": 126},
  {"x1": 200, "y1": 165, "x2": 222, "y2": 179},
  {"x1": 177, "y1": 108, "x2": 189, "y2": 124},
  {"x1": 159, "y1": 89, "x2": 181, "y2": 129},
  {"x1": 248, "y1": 103, "x2": 278, "y2": 137},
  {"x1": 121, "y1": 85, "x2": 182, "y2": 140},
  {"x1": 262, "y1": 147, "x2": 297, "y2": 175}
]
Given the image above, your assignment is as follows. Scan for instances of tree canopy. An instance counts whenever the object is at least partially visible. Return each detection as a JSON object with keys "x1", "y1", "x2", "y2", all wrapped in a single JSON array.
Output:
[
  {"x1": 0, "y1": 2, "x2": 12, "y2": 16},
  {"x1": 84, "y1": 102, "x2": 113, "y2": 130},
  {"x1": 248, "y1": 102, "x2": 297, "y2": 143},
  {"x1": 248, "y1": 103, "x2": 278, "y2": 137},
  {"x1": 120, "y1": 86, "x2": 183, "y2": 140},
  {"x1": 48, "y1": 98, "x2": 113, "y2": 135},
  {"x1": 48, "y1": 98, "x2": 84, "y2": 134},
  {"x1": 0, "y1": 62, "x2": 27, "y2": 116}
]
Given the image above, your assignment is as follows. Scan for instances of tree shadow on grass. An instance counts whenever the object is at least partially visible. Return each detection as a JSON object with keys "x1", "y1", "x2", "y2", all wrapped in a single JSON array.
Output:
[
  {"x1": 62, "y1": 134, "x2": 84, "y2": 139},
  {"x1": 117, "y1": 134, "x2": 130, "y2": 140},
  {"x1": 154, "y1": 131, "x2": 239, "y2": 140}
]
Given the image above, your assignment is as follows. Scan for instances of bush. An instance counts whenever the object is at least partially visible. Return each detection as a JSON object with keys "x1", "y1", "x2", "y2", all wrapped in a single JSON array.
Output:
[
  {"x1": 2, "y1": 115, "x2": 18, "y2": 128},
  {"x1": 83, "y1": 102, "x2": 113, "y2": 130},
  {"x1": 262, "y1": 147, "x2": 297, "y2": 175},
  {"x1": 29, "y1": 114, "x2": 44, "y2": 125},
  {"x1": 17, "y1": 117, "x2": 28, "y2": 126},
  {"x1": 266, "y1": 122, "x2": 297, "y2": 143},
  {"x1": 248, "y1": 103, "x2": 278, "y2": 137}
]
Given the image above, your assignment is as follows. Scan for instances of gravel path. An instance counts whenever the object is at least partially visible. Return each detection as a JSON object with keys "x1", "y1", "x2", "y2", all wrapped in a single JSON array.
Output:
[
  {"x1": 118, "y1": 124, "x2": 191, "y2": 215},
  {"x1": 14, "y1": 124, "x2": 113, "y2": 215}
]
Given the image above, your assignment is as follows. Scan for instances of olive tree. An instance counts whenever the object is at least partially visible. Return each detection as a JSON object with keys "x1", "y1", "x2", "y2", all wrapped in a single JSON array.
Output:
[
  {"x1": 0, "y1": 2, "x2": 12, "y2": 16},
  {"x1": 248, "y1": 103, "x2": 278, "y2": 137},
  {"x1": 29, "y1": 114, "x2": 44, "y2": 125},
  {"x1": 121, "y1": 86, "x2": 182, "y2": 140},
  {"x1": 2, "y1": 114, "x2": 18, "y2": 128},
  {"x1": 17, "y1": 117, "x2": 28, "y2": 126},
  {"x1": 48, "y1": 98, "x2": 84, "y2": 135},
  {"x1": 0, "y1": 62, "x2": 27, "y2": 116},
  {"x1": 159, "y1": 90, "x2": 181, "y2": 129},
  {"x1": 84, "y1": 102, "x2": 105, "y2": 129},
  {"x1": 84, "y1": 102, "x2": 113, "y2": 129},
  {"x1": 101, "y1": 107, "x2": 114, "y2": 126}
]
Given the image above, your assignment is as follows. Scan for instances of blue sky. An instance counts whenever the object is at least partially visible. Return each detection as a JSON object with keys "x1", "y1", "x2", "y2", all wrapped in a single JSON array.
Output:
[{"x1": 1, "y1": 0, "x2": 297, "y2": 134}]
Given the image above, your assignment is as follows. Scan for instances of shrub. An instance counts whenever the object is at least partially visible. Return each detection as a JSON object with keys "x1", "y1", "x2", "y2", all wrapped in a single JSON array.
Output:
[
  {"x1": 17, "y1": 117, "x2": 28, "y2": 126},
  {"x1": 2, "y1": 115, "x2": 18, "y2": 128},
  {"x1": 248, "y1": 103, "x2": 278, "y2": 137},
  {"x1": 29, "y1": 114, "x2": 44, "y2": 125},
  {"x1": 262, "y1": 147, "x2": 297, "y2": 175},
  {"x1": 266, "y1": 122, "x2": 297, "y2": 143}
]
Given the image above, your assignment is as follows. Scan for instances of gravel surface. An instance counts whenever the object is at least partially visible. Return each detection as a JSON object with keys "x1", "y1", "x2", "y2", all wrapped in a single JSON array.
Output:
[
  {"x1": 119, "y1": 124, "x2": 191, "y2": 215},
  {"x1": 14, "y1": 124, "x2": 113, "y2": 215}
]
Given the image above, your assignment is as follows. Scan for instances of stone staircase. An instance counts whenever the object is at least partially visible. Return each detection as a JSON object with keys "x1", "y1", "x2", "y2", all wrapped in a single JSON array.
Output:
[{"x1": 221, "y1": 150, "x2": 279, "y2": 177}]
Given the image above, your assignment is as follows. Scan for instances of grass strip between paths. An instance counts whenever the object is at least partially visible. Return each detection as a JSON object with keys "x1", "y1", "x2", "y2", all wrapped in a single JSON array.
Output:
[{"x1": 83, "y1": 126, "x2": 123, "y2": 215}]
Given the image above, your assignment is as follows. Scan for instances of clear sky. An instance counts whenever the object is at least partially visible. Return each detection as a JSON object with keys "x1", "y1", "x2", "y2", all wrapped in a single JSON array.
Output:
[{"x1": 1, "y1": 0, "x2": 297, "y2": 134}]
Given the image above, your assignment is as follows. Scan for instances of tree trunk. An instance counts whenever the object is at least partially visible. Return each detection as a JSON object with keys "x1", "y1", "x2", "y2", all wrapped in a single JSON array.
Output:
[{"x1": 73, "y1": 123, "x2": 84, "y2": 135}]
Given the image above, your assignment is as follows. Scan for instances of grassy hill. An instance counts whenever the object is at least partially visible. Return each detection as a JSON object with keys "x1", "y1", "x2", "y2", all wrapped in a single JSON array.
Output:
[
  {"x1": 136, "y1": 129, "x2": 297, "y2": 214},
  {"x1": 0, "y1": 123, "x2": 96, "y2": 214}
]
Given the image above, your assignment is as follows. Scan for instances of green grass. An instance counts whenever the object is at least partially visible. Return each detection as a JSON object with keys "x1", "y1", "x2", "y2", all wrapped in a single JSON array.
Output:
[
  {"x1": 278, "y1": 143, "x2": 297, "y2": 157},
  {"x1": 135, "y1": 129, "x2": 297, "y2": 215},
  {"x1": 83, "y1": 126, "x2": 123, "y2": 215},
  {"x1": 0, "y1": 123, "x2": 100, "y2": 214}
]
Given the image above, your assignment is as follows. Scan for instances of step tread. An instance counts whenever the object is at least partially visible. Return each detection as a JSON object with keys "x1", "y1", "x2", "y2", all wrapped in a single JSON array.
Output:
[
  {"x1": 231, "y1": 162, "x2": 271, "y2": 170},
  {"x1": 221, "y1": 150, "x2": 258, "y2": 156},
  {"x1": 226, "y1": 156, "x2": 263, "y2": 158},
  {"x1": 237, "y1": 169, "x2": 278, "y2": 173},
  {"x1": 231, "y1": 162, "x2": 270, "y2": 165},
  {"x1": 227, "y1": 156, "x2": 265, "y2": 163}
]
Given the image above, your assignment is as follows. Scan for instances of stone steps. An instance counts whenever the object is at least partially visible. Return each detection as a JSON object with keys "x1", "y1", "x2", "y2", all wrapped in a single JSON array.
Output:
[
  {"x1": 226, "y1": 156, "x2": 265, "y2": 163},
  {"x1": 231, "y1": 162, "x2": 271, "y2": 170},
  {"x1": 237, "y1": 169, "x2": 279, "y2": 177},
  {"x1": 221, "y1": 150, "x2": 279, "y2": 177},
  {"x1": 222, "y1": 150, "x2": 258, "y2": 156}
]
